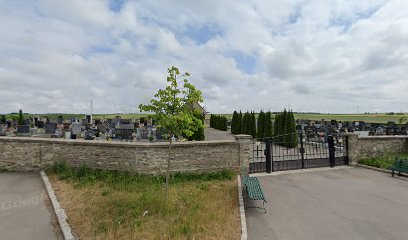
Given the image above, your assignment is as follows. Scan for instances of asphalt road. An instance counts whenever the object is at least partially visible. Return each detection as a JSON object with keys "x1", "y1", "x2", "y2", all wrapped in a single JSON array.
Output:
[
  {"x1": 0, "y1": 172, "x2": 60, "y2": 240},
  {"x1": 246, "y1": 167, "x2": 408, "y2": 240}
]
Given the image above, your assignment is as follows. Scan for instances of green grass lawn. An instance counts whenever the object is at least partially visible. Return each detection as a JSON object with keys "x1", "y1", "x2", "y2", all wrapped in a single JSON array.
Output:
[
  {"x1": 47, "y1": 163, "x2": 240, "y2": 240},
  {"x1": 359, "y1": 153, "x2": 408, "y2": 169}
]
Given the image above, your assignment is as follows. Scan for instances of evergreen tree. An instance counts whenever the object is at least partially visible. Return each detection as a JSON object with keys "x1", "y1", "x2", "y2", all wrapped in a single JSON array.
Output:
[
  {"x1": 287, "y1": 110, "x2": 298, "y2": 148},
  {"x1": 18, "y1": 109, "x2": 24, "y2": 125},
  {"x1": 257, "y1": 111, "x2": 264, "y2": 138},
  {"x1": 251, "y1": 112, "x2": 256, "y2": 138},
  {"x1": 231, "y1": 111, "x2": 238, "y2": 134},
  {"x1": 264, "y1": 111, "x2": 272, "y2": 138},
  {"x1": 242, "y1": 112, "x2": 247, "y2": 134},
  {"x1": 273, "y1": 109, "x2": 298, "y2": 148},
  {"x1": 239, "y1": 111, "x2": 243, "y2": 134},
  {"x1": 244, "y1": 112, "x2": 250, "y2": 135}
]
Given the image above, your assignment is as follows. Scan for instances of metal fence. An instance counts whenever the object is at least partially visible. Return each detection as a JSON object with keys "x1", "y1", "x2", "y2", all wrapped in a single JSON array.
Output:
[{"x1": 249, "y1": 132, "x2": 349, "y2": 173}]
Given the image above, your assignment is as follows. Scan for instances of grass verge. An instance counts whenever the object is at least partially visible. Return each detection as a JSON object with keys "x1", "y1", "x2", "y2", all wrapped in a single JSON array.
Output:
[
  {"x1": 47, "y1": 162, "x2": 240, "y2": 240},
  {"x1": 359, "y1": 153, "x2": 408, "y2": 169}
]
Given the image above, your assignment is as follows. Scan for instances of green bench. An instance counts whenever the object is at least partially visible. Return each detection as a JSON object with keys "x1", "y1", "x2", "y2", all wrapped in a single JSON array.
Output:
[
  {"x1": 390, "y1": 159, "x2": 408, "y2": 177},
  {"x1": 243, "y1": 175, "x2": 267, "y2": 212}
]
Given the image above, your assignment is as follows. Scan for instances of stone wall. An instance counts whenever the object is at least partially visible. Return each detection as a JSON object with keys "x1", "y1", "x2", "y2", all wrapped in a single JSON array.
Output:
[
  {"x1": 0, "y1": 136, "x2": 251, "y2": 173},
  {"x1": 347, "y1": 134, "x2": 408, "y2": 165}
]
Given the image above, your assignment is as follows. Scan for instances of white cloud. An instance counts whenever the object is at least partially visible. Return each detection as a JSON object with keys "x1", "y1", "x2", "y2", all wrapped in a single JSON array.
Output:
[{"x1": 0, "y1": 0, "x2": 407, "y2": 114}]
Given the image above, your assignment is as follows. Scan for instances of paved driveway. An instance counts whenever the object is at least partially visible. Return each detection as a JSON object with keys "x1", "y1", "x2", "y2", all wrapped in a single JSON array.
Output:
[
  {"x1": 204, "y1": 127, "x2": 235, "y2": 141},
  {"x1": 247, "y1": 167, "x2": 408, "y2": 240},
  {"x1": 0, "y1": 172, "x2": 60, "y2": 240}
]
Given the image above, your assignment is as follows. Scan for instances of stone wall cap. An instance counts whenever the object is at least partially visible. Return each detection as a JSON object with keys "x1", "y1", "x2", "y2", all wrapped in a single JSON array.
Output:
[
  {"x1": 0, "y1": 136, "x2": 237, "y2": 148},
  {"x1": 358, "y1": 136, "x2": 408, "y2": 140},
  {"x1": 234, "y1": 135, "x2": 252, "y2": 140}
]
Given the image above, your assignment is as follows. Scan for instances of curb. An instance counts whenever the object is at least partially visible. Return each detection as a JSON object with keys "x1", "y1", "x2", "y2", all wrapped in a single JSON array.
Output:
[
  {"x1": 250, "y1": 165, "x2": 352, "y2": 177},
  {"x1": 237, "y1": 175, "x2": 248, "y2": 240},
  {"x1": 356, "y1": 164, "x2": 408, "y2": 177},
  {"x1": 40, "y1": 171, "x2": 75, "y2": 240}
]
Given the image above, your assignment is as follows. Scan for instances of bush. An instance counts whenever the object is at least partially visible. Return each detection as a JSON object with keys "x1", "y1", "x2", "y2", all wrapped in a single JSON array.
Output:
[{"x1": 188, "y1": 111, "x2": 205, "y2": 141}]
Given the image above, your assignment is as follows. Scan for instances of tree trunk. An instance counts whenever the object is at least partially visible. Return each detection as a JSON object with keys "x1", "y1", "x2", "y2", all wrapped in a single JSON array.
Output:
[{"x1": 165, "y1": 129, "x2": 173, "y2": 198}]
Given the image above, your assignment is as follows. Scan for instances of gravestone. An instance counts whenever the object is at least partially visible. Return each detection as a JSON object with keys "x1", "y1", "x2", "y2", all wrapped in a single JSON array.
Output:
[
  {"x1": 136, "y1": 128, "x2": 141, "y2": 140},
  {"x1": 85, "y1": 115, "x2": 92, "y2": 124},
  {"x1": 17, "y1": 125, "x2": 30, "y2": 134},
  {"x1": 44, "y1": 123, "x2": 57, "y2": 134},
  {"x1": 141, "y1": 128, "x2": 149, "y2": 139},
  {"x1": 84, "y1": 130, "x2": 95, "y2": 140},
  {"x1": 55, "y1": 128, "x2": 62, "y2": 137},
  {"x1": 71, "y1": 123, "x2": 82, "y2": 135},
  {"x1": 0, "y1": 125, "x2": 4, "y2": 136},
  {"x1": 97, "y1": 123, "x2": 108, "y2": 134},
  {"x1": 37, "y1": 121, "x2": 44, "y2": 128}
]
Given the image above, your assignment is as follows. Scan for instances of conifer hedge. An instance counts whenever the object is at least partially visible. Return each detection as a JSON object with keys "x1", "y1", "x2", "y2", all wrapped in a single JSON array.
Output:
[
  {"x1": 230, "y1": 110, "x2": 273, "y2": 139},
  {"x1": 210, "y1": 114, "x2": 228, "y2": 131},
  {"x1": 273, "y1": 109, "x2": 298, "y2": 148}
]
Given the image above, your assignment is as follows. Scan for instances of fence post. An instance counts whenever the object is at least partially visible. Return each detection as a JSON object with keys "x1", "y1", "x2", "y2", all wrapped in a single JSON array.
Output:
[
  {"x1": 328, "y1": 135, "x2": 335, "y2": 167},
  {"x1": 265, "y1": 137, "x2": 272, "y2": 173},
  {"x1": 300, "y1": 132, "x2": 305, "y2": 169},
  {"x1": 344, "y1": 135, "x2": 349, "y2": 165}
]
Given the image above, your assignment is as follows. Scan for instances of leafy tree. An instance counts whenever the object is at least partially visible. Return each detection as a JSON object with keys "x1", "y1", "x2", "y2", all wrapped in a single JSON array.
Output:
[
  {"x1": 139, "y1": 66, "x2": 203, "y2": 196},
  {"x1": 398, "y1": 117, "x2": 407, "y2": 125},
  {"x1": 188, "y1": 110, "x2": 205, "y2": 141},
  {"x1": 1, "y1": 115, "x2": 6, "y2": 124}
]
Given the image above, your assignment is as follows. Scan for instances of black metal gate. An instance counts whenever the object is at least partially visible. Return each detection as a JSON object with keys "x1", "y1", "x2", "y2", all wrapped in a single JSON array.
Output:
[{"x1": 249, "y1": 133, "x2": 349, "y2": 173}]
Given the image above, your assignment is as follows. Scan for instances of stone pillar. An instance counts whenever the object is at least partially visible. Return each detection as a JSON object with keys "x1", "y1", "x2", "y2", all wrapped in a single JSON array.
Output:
[
  {"x1": 345, "y1": 133, "x2": 359, "y2": 166},
  {"x1": 235, "y1": 135, "x2": 252, "y2": 175}
]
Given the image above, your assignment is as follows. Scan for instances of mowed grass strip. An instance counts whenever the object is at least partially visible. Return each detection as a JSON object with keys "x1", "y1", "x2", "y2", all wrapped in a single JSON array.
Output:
[
  {"x1": 359, "y1": 153, "x2": 408, "y2": 169},
  {"x1": 47, "y1": 163, "x2": 240, "y2": 240}
]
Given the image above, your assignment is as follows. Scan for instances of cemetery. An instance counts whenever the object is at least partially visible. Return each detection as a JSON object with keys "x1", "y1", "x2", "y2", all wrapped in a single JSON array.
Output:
[{"x1": 0, "y1": 110, "x2": 205, "y2": 143}]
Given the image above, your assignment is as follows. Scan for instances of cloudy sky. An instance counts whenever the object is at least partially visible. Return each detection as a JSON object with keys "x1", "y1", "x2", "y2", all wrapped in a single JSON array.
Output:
[{"x1": 0, "y1": 0, "x2": 407, "y2": 114}]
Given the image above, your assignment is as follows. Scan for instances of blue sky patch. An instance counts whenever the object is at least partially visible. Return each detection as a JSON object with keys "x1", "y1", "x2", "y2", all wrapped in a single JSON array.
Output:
[
  {"x1": 109, "y1": 0, "x2": 125, "y2": 12},
  {"x1": 182, "y1": 24, "x2": 223, "y2": 45},
  {"x1": 329, "y1": 4, "x2": 384, "y2": 32},
  {"x1": 229, "y1": 51, "x2": 257, "y2": 74}
]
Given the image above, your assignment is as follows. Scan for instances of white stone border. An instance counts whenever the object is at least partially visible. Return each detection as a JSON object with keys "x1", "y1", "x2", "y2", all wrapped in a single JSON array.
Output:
[
  {"x1": 40, "y1": 171, "x2": 75, "y2": 240},
  {"x1": 237, "y1": 175, "x2": 247, "y2": 240}
]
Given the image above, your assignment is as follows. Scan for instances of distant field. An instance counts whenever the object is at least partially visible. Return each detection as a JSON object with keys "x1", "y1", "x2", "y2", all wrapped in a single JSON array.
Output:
[{"x1": 4, "y1": 112, "x2": 408, "y2": 124}]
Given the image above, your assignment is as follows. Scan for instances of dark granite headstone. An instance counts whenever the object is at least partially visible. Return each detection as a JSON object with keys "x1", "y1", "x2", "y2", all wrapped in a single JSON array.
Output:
[
  {"x1": 44, "y1": 123, "x2": 57, "y2": 134},
  {"x1": 17, "y1": 125, "x2": 30, "y2": 133}
]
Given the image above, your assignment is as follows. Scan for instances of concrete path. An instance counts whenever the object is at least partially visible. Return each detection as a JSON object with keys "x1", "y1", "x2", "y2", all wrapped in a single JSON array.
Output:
[
  {"x1": 204, "y1": 127, "x2": 235, "y2": 141},
  {"x1": 0, "y1": 172, "x2": 60, "y2": 240},
  {"x1": 247, "y1": 167, "x2": 408, "y2": 240}
]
